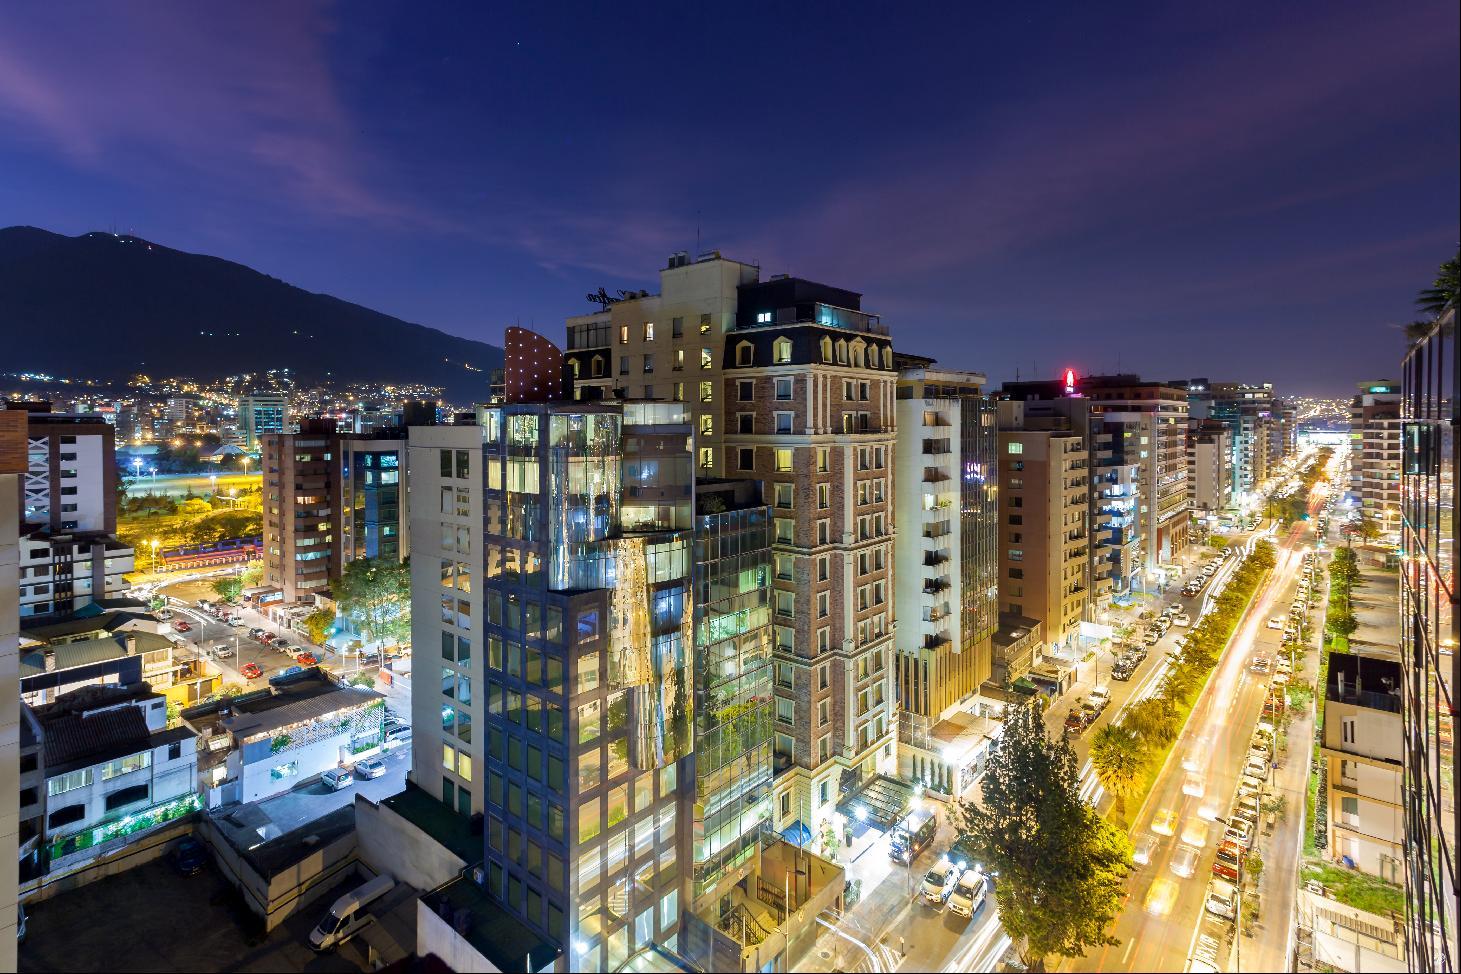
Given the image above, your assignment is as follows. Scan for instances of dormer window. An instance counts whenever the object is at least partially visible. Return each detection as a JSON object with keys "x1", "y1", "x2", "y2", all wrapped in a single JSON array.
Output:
[{"x1": 773, "y1": 338, "x2": 793, "y2": 364}]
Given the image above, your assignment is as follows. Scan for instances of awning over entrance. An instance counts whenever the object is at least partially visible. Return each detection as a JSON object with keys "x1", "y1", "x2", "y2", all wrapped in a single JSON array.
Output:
[
  {"x1": 780, "y1": 820, "x2": 812, "y2": 847},
  {"x1": 836, "y1": 774, "x2": 914, "y2": 830},
  {"x1": 1010, "y1": 676, "x2": 1039, "y2": 696}
]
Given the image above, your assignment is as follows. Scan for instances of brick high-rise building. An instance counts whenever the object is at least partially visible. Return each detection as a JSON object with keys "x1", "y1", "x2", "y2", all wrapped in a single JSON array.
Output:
[
  {"x1": 262, "y1": 419, "x2": 338, "y2": 602},
  {"x1": 0, "y1": 410, "x2": 24, "y2": 966},
  {"x1": 720, "y1": 276, "x2": 901, "y2": 840}
]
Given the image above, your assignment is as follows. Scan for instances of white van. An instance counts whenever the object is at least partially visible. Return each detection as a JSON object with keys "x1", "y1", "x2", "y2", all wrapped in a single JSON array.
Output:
[{"x1": 309, "y1": 874, "x2": 394, "y2": 951}]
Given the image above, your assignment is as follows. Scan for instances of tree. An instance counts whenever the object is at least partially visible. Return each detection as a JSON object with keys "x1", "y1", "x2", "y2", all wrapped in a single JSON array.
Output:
[
  {"x1": 1416, "y1": 252, "x2": 1460, "y2": 319},
  {"x1": 1125, "y1": 697, "x2": 1180, "y2": 747},
  {"x1": 240, "y1": 563, "x2": 264, "y2": 588},
  {"x1": 961, "y1": 702, "x2": 1133, "y2": 970},
  {"x1": 1090, "y1": 724, "x2": 1146, "y2": 814},
  {"x1": 302, "y1": 607, "x2": 336, "y2": 646},
  {"x1": 211, "y1": 577, "x2": 244, "y2": 603},
  {"x1": 333, "y1": 557, "x2": 411, "y2": 647},
  {"x1": 178, "y1": 497, "x2": 213, "y2": 517}
]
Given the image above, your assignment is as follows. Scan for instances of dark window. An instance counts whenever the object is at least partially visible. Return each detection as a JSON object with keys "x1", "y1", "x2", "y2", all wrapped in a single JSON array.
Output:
[
  {"x1": 440, "y1": 449, "x2": 452, "y2": 478},
  {"x1": 48, "y1": 804, "x2": 85, "y2": 829},
  {"x1": 168, "y1": 742, "x2": 182, "y2": 761},
  {"x1": 105, "y1": 784, "x2": 150, "y2": 812}
]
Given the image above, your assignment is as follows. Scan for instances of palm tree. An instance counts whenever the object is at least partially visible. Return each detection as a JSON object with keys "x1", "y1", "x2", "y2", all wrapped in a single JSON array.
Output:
[
  {"x1": 1091, "y1": 724, "x2": 1146, "y2": 814},
  {"x1": 1417, "y1": 253, "x2": 1460, "y2": 319}
]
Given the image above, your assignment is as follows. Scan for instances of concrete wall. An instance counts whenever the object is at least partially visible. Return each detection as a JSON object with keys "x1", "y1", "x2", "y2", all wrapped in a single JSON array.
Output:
[
  {"x1": 238, "y1": 729, "x2": 352, "y2": 804},
  {"x1": 199, "y1": 813, "x2": 361, "y2": 932},
  {"x1": 21, "y1": 820, "x2": 193, "y2": 904},
  {"x1": 417, "y1": 898, "x2": 503, "y2": 973},
  {"x1": 354, "y1": 795, "x2": 467, "y2": 892}
]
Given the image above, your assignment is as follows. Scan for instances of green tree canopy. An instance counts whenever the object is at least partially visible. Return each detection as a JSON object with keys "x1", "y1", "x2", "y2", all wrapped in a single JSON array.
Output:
[
  {"x1": 960, "y1": 702, "x2": 1132, "y2": 969},
  {"x1": 333, "y1": 557, "x2": 411, "y2": 646},
  {"x1": 240, "y1": 563, "x2": 264, "y2": 588},
  {"x1": 211, "y1": 576, "x2": 243, "y2": 603}
]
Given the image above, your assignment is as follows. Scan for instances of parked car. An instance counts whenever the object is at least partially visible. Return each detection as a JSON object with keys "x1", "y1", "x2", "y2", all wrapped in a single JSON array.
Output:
[
  {"x1": 296, "y1": 652, "x2": 319, "y2": 666},
  {"x1": 240, "y1": 662, "x2": 263, "y2": 679},
  {"x1": 1250, "y1": 655, "x2": 1271, "y2": 673},
  {"x1": 1224, "y1": 819, "x2": 1253, "y2": 848},
  {"x1": 1171, "y1": 613, "x2": 1191, "y2": 627},
  {"x1": 1206, "y1": 879, "x2": 1238, "y2": 920},
  {"x1": 947, "y1": 867, "x2": 987, "y2": 918},
  {"x1": 354, "y1": 757, "x2": 389, "y2": 780},
  {"x1": 321, "y1": 768, "x2": 354, "y2": 791},
  {"x1": 171, "y1": 836, "x2": 208, "y2": 876},
  {"x1": 921, "y1": 859, "x2": 961, "y2": 906}
]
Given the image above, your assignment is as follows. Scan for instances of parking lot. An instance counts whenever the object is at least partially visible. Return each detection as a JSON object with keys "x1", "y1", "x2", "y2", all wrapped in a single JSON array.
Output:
[{"x1": 18, "y1": 853, "x2": 359, "y2": 973}]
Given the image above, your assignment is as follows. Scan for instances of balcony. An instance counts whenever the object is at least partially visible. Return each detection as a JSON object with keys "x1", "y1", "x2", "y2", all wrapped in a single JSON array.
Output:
[
  {"x1": 923, "y1": 578, "x2": 950, "y2": 594},
  {"x1": 922, "y1": 633, "x2": 951, "y2": 650},
  {"x1": 923, "y1": 551, "x2": 949, "y2": 567}
]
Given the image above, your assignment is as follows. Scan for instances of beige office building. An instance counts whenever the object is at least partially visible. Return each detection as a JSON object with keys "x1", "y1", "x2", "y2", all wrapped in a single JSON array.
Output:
[{"x1": 564, "y1": 252, "x2": 759, "y2": 476}]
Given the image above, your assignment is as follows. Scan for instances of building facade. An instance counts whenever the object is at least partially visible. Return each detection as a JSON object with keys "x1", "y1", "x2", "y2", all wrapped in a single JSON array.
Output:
[
  {"x1": 262, "y1": 419, "x2": 337, "y2": 603},
  {"x1": 1321, "y1": 652, "x2": 1404, "y2": 882},
  {"x1": 1398, "y1": 310, "x2": 1457, "y2": 971},
  {"x1": 1187, "y1": 420, "x2": 1233, "y2": 516},
  {"x1": 995, "y1": 402, "x2": 1090, "y2": 657},
  {"x1": 410, "y1": 402, "x2": 698, "y2": 970},
  {"x1": 564, "y1": 252, "x2": 760, "y2": 476},
  {"x1": 893, "y1": 364, "x2": 997, "y2": 767},
  {"x1": 238, "y1": 393, "x2": 289, "y2": 451},
  {"x1": 720, "y1": 278, "x2": 901, "y2": 846},
  {"x1": 1351, "y1": 380, "x2": 1402, "y2": 538},
  {"x1": 337, "y1": 431, "x2": 409, "y2": 564}
]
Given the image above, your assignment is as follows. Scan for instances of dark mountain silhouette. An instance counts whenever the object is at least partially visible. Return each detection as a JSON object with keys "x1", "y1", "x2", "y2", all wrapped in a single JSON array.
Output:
[{"x1": 0, "y1": 226, "x2": 502, "y2": 401}]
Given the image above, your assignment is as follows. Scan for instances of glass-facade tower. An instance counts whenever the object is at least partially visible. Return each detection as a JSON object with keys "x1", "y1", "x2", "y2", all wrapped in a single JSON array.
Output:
[
  {"x1": 1399, "y1": 309, "x2": 1458, "y2": 970},
  {"x1": 470, "y1": 402, "x2": 696, "y2": 971}
]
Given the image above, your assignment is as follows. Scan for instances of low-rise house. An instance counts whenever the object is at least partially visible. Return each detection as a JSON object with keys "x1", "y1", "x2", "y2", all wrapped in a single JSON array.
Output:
[
  {"x1": 1321, "y1": 651, "x2": 1405, "y2": 882},
  {"x1": 182, "y1": 669, "x2": 385, "y2": 805},
  {"x1": 27, "y1": 683, "x2": 199, "y2": 872}
]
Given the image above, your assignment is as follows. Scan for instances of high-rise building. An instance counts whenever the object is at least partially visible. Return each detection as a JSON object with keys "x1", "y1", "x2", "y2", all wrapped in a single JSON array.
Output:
[
  {"x1": 238, "y1": 392, "x2": 289, "y2": 450},
  {"x1": 336, "y1": 431, "x2": 409, "y2": 564},
  {"x1": 1, "y1": 410, "x2": 25, "y2": 967},
  {"x1": 263, "y1": 420, "x2": 409, "y2": 604},
  {"x1": 563, "y1": 252, "x2": 760, "y2": 475},
  {"x1": 688, "y1": 479, "x2": 773, "y2": 901},
  {"x1": 262, "y1": 419, "x2": 337, "y2": 603},
  {"x1": 995, "y1": 401, "x2": 1090, "y2": 657},
  {"x1": 5, "y1": 403, "x2": 134, "y2": 619},
  {"x1": 720, "y1": 276, "x2": 902, "y2": 846},
  {"x1": 1187, "y1": 420, "x2": 1233, "y2": 517},
  {"x1": 1351, "y1": 380, "x2": 1402, "y2": 538},
  {"x1": 408, "y1": 401, "x2": 697, "y2": 969},
  {"x1": 893, "y1": 359, "x2": 999, "y2": 795},
  {"x1": 1002, "y1": 373, "x2": 1188, "y2": 593},
  {"x1": 1398, "y1": 309, "x2": 1457, "y2": 970}
]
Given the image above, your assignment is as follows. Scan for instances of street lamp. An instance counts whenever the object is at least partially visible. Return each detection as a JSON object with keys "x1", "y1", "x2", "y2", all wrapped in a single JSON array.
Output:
[
  {"x1": 149, "y1": 538, "x2": 159, "y2": 574},
  {"x1": 131, "y1": 456, "x2": 142, "y2": 481},
  {"x1": 209, "y1": 472, "x2": 217, "y2": 496},
  {"x1": 149, "y1": 466, "x2": 157, "y2": 489}
]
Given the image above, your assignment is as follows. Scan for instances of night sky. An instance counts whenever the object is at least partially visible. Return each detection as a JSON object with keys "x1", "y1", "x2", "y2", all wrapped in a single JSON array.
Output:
[{"x1": 1, "y1": 1, "x2": 1455, "y2": 397}]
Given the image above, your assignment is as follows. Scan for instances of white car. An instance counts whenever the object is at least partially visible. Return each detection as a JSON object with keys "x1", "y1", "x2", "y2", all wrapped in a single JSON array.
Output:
[
  {"x1": 1266, "y1": 617, "x2": 1285, "y2": 630},
  {"x1": 1171, "y1": 613, "x2": 1191, "y2": 627},
  {"x1": 1182, "y1": 772, "x2": 1205, "y2": 798},
  {"x1": 1206, "y1": 880, "x2": 1238, "y2": 919},
  {"x1": 321, "y1": 768, "x2": 354, "y2": 791},
  {"x1": 353, "y1": 757, "x2": 388, "y2": 779},
  {"x1": 1133, "y1": 833, "x2": 1159, "y2": 866},
  {"x1": 922, "y1": 860, "x2": 961, "y2": 906},
  {"x1": 947, "y1": 867, "x2": 987, "y2": 918}
]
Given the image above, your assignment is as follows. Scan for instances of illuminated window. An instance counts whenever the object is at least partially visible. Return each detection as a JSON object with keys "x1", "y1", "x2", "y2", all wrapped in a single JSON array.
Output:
[
  {"x1": 1007, "y1": 442, "x2": 1023, "y2": 454},
  {"x1": 821, "y1": 337, "x2": 833, "y2": 362},
  {"x1": 643, "y1": 322, "x2": 654, "y2": 341},
  {"x1": 699, "y1": 381, "x2": 713, "y2": 403},
  {"x1": 701, "y1": 348, "x2": 713, "y2": 369},
  {"x1": 773, "y1": 338, "x2": 793, "y2": 364},
  {"x1": 756, "y1": 311, "x2": 772, "y2": 324},
  {"x1": 699, "y1": 314, "x2": 713, "y2": 334},
  {"x1": 619, "y1": 325, "x2": 629, "y2": 344},
  {"x1": 775, "y1": 448, "x2": 794, "y2": 472},
  {"x1": 699, "y1": 447, "x2": 714, "y2": 470},
  {"x1": 699, "y1": 414, "x2": 713, "y2": 436}
]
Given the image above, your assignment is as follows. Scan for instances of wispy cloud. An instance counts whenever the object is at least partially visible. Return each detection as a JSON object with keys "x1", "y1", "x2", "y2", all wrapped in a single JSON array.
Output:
[{"x1": 0, "y1": 2, "x2": 437, "y2": 229}]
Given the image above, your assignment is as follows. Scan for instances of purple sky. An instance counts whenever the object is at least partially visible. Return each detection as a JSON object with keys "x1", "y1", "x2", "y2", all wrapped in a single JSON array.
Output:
[{"x1": 1, "y1": 1, "x2": 1455, "y2": 397}]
